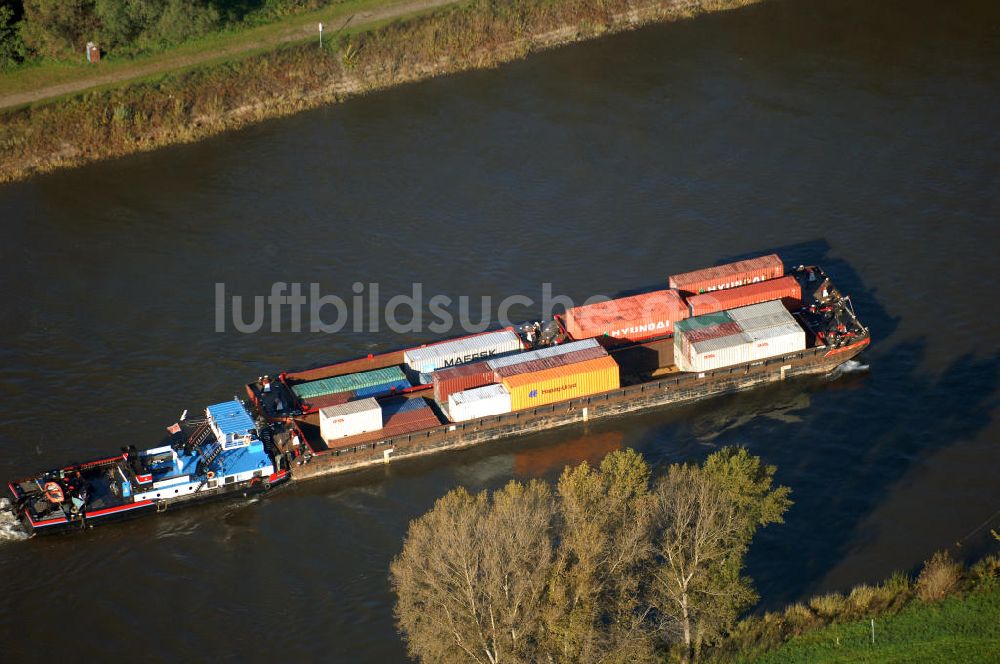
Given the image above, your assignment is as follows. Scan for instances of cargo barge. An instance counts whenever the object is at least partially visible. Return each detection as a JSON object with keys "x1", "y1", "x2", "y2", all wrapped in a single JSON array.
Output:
[{"x1": 6, "y1": 256, "x2": 868, "y2": 535}]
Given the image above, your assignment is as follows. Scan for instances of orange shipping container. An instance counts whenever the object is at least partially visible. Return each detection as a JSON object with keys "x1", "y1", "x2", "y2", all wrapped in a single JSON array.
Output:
[
  {"x1": 563, "y1": 290, "x2": 688, "y2": 345},
  {"x1": 668, "y1": 254, "x2": 784, "y2": 295},
  {"x1": 685, "y1": 275, "x2": 802, "y2": 316},
  {"x1": 501, "y1": 356, "x2": 620, "y2": 411}
]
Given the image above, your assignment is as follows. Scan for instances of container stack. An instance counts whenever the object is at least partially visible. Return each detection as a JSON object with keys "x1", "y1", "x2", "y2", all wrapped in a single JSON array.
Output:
[
  {"x1": 685, "y1": 275, "x2": 802, "y2": 317},
  {"x1": 403, "y1": 329, "x2": 523, "y2": 375},
  {"x1": 378, "y1": 397, "x2": 441, "y2": 437},
  {"x1": 501, "y1": 355, "x2": 619, "y2": 410},
  {"x1": 448, "y1": 384, "x2": 513, "y2": 422},
  {"x1": 292, "y1": 366, "x2": 410, "y2": 409},
  {"x1": 432, "y1": 361, "x2": 494, "y2": 404},
  {"x1": 669, "y1": 254, "x2": 784, "y2": 295},
  {"x1": 439, "y1": 338, "x2": 621, "y2": 420},
  {"x1": 562, "y1": 289, "x2": 688, "y2": 345},
  {"x1": 674, "y1": 300, "x2": 805, "y2": 373}
]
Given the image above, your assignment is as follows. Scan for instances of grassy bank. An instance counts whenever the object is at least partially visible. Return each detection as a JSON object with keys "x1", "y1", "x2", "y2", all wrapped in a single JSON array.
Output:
[
  {"x1": 747, "y1": 587, "x2": 1000, "y2": 663},
  {"x1": 0, "y1": 0, "x2": 760, "y2": 183},
  {"x1": 700, "y1": 552, "x2": 1000, "y2": 664}
]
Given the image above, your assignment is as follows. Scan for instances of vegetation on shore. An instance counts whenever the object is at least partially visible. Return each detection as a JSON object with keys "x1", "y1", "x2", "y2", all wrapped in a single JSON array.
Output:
[
  {"x1": 705, "y1": 550, "x2": 1000, "y2": 663},
  {"x1": 740, "y1": 585, "x2": 1000, "y2": 664},
  {"x1": 390, "y1": 447, "x2": 1000, "y2": 663},
  {"x1": 0, "y1": 0, "x2": 760, "y2": 183},
  {"x1": 2, "y1": 1, "x2": 348, "y2": 68},
  {"x1": 390, "y1": 447, "x2": 791, "y2": 663}
]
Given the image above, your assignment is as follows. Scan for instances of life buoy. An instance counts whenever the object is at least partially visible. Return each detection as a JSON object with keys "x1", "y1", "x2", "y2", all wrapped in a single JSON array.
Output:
[
  {"x1": 44, "y1": 481, "x2": 65, "y2": 504},
  {"x1": 206, "y1": 471, "x2": 215, "y2": 480}
]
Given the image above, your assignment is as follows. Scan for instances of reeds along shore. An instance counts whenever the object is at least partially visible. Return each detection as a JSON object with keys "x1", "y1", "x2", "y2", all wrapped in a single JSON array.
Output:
[{"x1": 0, "y1": 0, "x2": 760, "y2": 183}]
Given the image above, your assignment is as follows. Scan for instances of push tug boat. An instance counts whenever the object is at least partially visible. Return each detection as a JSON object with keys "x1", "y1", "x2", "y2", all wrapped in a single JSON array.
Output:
[
  {"x1": 7, "y1": 400, "x2": 290, "y2": 535},
  {"x1": 6, "y1": 255, "x2": 869, "y2": 536}
]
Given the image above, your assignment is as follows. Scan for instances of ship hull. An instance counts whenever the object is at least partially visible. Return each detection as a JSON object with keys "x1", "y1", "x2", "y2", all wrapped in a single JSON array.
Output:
[{"x1": 9, "y1": 469, "x2": 290, "y2": 537}]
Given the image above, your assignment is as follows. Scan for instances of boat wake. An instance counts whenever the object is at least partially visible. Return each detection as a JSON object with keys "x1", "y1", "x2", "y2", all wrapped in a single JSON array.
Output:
[
  {"x1": 0, "y1": 498, "x2": 29, "y2": 542},
  {"x1": 829, "y1": 359, "x2": 870, "y2": 378}
]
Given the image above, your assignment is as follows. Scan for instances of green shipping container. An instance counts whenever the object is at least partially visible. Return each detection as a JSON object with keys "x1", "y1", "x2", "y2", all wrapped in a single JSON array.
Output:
[
  {"x1": 292, "y1": 366, "x2": 408, "y2": 400},
  {"x1": 674, "y1": 311, "x2": 733, "y2": 334}
]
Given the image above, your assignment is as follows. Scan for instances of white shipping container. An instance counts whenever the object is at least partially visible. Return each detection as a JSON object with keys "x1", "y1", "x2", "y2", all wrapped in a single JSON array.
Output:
[
  {"x1": 404, "y1": 330, "x2": 523, "y2": 374},
  {"x1": 725, "y1": 300, "x2": 789, "y2": 329},
  {"x1": 448, "y1": 384, "x2": 513, "y2": 422},
  {"x1": 744, "y1": 321, "x2": 806, "y2": 361},
  {"x1": 677, "y1": 331, "x2": 754, "y2": 372},
  {"x1": 319, "y1": 397, "x2": 382, "y2": 442},
  {"x1": 486, "y1": 338, "x2": 601, "y2": 371}
]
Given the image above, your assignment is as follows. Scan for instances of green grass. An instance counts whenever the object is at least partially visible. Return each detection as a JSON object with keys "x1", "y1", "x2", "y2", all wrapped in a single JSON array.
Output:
[
  {"x1": 745, "y1": 587, "x2": 1000, "y2": 664},
  {"x1": 0, "y1": 0, "x2": 411, "y2": 98}
]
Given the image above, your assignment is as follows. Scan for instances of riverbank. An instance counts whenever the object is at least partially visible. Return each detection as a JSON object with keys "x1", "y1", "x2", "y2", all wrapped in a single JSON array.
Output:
[
  {"x1": 0, "y1": 0, "x2": 760, "y2": 184},
  {"x1": 746, "y1": 587, "x2": 1000, "y2": 663},
  {"x1": 703, "y1": 551, "x2": 1000, "y2": 663}
]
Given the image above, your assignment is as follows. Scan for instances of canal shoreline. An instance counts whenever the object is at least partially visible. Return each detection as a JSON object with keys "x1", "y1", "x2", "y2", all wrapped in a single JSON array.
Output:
[{"x1": 0, "y1": 0, "x2": 761, "y2": 184}]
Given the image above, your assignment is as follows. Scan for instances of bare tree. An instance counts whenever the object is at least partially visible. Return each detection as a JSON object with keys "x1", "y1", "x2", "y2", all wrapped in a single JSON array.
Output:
[{"x1": 390, "y1": 481, "x2": 555, "y2": 664}]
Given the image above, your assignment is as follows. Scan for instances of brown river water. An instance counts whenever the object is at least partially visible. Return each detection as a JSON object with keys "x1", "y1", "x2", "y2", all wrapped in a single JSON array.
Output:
[{"x1": 1, "y1": 0, "x2": 998, "y2": 660}]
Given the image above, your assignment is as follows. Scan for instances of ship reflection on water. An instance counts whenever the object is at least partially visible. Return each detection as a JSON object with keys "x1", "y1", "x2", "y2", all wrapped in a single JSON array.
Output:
[{"x1": 512, "y1": 431, "x2": 624, "y2": 478}]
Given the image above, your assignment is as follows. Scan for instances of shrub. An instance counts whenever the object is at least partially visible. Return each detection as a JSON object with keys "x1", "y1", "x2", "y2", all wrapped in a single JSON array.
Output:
[
  {"x1": 846, "y1": 584, "x2": 878, "y2": 616},
  {"x1": 969, "y1": 553, "x2": 1000, "y2": 591},
  {"x1": 782, "y1": 602, "x2": 818, "y2": 633},
  {"x1": 808, "y1": 592, "x2": 845, "y2": 619},
  {"x1": 916, "y1": 550, "x2": 963, "y2": 602}
]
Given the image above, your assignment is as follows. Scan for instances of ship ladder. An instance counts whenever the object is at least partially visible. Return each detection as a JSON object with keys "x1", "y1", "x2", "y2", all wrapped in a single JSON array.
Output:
[{"x1": 184, "y1": 422, "x2": 213, "y2": 453}]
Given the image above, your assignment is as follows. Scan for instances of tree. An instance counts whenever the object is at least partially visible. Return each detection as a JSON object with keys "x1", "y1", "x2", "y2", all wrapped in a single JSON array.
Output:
[
  {"x1": 20, "y1": 0, "x2": 99, "y2": 59},
  {"x1": 650, "y1": 448, "x2": 791, "y2": 663},
  {"x1": 0, "y1": 2, "x2": 26, "y2": 68},
  {"x1": 542, "y1": 448, "x2": 656, "y2": 663},
  {"x1": 390, "y1": 481, "x2": 556, "y2": 664},
  {"x1": 391, "y1": 448, "x2": 791, "y2": 663}
]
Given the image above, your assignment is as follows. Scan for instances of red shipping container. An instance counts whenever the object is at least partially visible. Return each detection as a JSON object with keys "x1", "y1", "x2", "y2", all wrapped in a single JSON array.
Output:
[
  {"x1": 685, "y1": 322, "x2": 744, "y2": 344},
  {"x1": 494, "y1": 346, "x2": 608, "y2": 379},
  {"x1": 669, "y1": 254, "x2": 784, "y2": 295},
  {"x1": 563, "y1": 290, "x2": 688, "y2": 344},
  {"x1": 685, "y1": 275, "x2": 802, "y2": 316},
  {"x1": 433, "y1": 361, "x2": 494, "y2": 404},
  {"x1": 326, "y1": 402, "x2": 442, "y2": 450}
]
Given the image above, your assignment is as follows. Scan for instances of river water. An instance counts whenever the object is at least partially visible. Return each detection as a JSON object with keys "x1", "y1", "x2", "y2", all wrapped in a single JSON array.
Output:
[{"x1": 1, "y1": 0, "x2": 998, "y2": 659}]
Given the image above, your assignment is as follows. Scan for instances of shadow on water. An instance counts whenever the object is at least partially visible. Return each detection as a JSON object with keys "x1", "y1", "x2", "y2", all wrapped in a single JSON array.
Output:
[{"x1": 751, "y1": 342, "x2": 999, "y2": 607}]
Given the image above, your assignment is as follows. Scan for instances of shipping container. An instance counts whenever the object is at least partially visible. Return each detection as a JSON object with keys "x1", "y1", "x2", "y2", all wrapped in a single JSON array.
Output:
[
  {"x1": 448, "y1": 384, "x2": 513, "y2": 422},
  {"x1": 562, "y1": 289, "x2": 688, "y2": 344},
  {"x1": 319, "y1": 398, "x2": 382, "y2": 443},
  {"x1": 685, "y1": 275, "x2": 802, "y2": 316},
  {"x1": 493, "y1": 345, "x2": 608, "y2": 379},
  {"x1": 353, "y1": 378, "x2": 411, "y2": 399},
  {"x1": 668, "y1": 254, "x2": 784, "y2": 295},
  {"x1": 501, "y1": 355, "x2": 620, "y2": 411},
  {"x1": 486, "y1": 338, "x2": 601, "y2": 371},
  {"x1": 674, "y1": 300, "x2": 806, "y2": 372},
  {"x1": 292, "y1": 366, "x2": 409, "y2": 400},
  {"x1": 676, "y1": 331, "x2": 753, "y2": 372},
  {"x1": 381, "y1": 397, "x2": 430, "y2": 419},
  {"x1": 725, "y1": 299, "x2": 792, "y2": 330},
  {"x1": 403, "y1": 329, "x2": 523, "y2": 374},
  {"x1": 432, "y1": 361, "x2": 494, "y2": 404},
  {"x1": 610, "y1": 337, "x2": 675, "y2": 376},
  {"x1": 323, "y1": 399, "x2": 442, "y2": 450},
  {"x1": 744, "y1": 321, "x2": 806, "y2": 361}
]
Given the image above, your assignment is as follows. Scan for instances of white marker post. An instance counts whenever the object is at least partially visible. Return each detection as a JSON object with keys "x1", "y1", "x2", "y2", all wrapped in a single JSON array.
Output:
[{"x1": 318, "y1": 22, "x2": 324, "y2": 48}]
